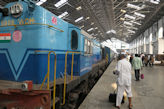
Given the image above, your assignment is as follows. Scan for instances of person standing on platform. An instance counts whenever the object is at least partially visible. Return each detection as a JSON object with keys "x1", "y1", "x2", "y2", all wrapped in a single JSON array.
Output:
[
  {"x1": 144, "y1": 55, "x2": 148, "y2": 67},
  {"x1": 114, "y1": 54, "x2": 133, "y2": 109},
  {"x1": 127, "y1": 54, "x2": 131, "y2": 62},
  {"x1": 129, "y1": 54, "x2": 133, "y2": 65},
  {"x1": 149, "y1": 55, "x2": 154, "y2": 67},
  {"x1": 141, "y1": 53, "x2": 145, "y2": 66},
  {"x1": 148, "y1": 54, "x2": 151, "y2": 66},
  {"x1": 132, "y1": 54, "x2": 143, "y2": 81}
]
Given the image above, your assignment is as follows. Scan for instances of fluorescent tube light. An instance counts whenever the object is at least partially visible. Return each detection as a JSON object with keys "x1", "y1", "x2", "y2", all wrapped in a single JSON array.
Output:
[
  {"x1": 127, "y1": 3, "x2": 141, "y2": 10},
  {"x1": 128, "y1": 29, "x2": 135, "y2": 33},
  {"x1": 36, "y1": 0, "x2": 47, "y2": 5},
  {"x1": 120, "y1": 18, "x2": 125, "y2": 21},
  {"x1": 149, "y1": 0, "x2": 160, "y2": 4},
  {"x1": 131, "y1": 27, "x2": 138, "y2": 30},
  {"x1": 111, "y1": 30, "x2": 116, "y2": 34},
  {"x1": 106, "y1": 30, "x2": 111, "y2": 34},
  {"x1": 87, "y1": 28, "x2": 94, "y2": 32},
  {"x1": 85, "y1": 17, "x2": 90, "y2": 20},
  {"x1": 124, "y1": 21, "x2": 133, "y2": 26},
  {"x1": 58, "y1": 11, "x2": 68, "y2": 18},
  {"x1": 134, "y1": 12, "x2": 145, "y2": 18},
  {"x1": 80, "y1": 25, "x2": 84, "y2": 28},
  {"x1": 106, "y1": 29, "x2": 116, "y2": 34},
  {"x1": 95, "y1": 27, "x2": 98, "y2": 29},
  {"x1": 76, "y1": 6, "x2": 82, "y2": 11},
  {"x1": 120, "y1": 9, "x2": 126, "y2": 13},
  {"x1": 131, "y1": 21, "x2": 141, "y2": 25},
  {"x1": 125, "y1": 14, "x2": 136, "y2": 20},
  {"x1": 54, "y1": 0, "x2": 68, "y2": 8},
  {"x1": 91, "y1": 22, "x2": 94, "y2": 25},
  {"x1": 75, "y1": 16, "x2": 83, "y2": 22}
]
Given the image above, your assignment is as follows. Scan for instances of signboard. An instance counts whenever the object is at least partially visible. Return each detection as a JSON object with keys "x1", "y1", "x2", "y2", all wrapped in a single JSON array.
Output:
[{"x1": 0, "y1": 33, "x2": 11, "y2": 43}]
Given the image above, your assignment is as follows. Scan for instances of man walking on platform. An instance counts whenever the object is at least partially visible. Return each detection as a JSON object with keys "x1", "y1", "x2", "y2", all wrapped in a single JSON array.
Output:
[
  {"x1": 114, "y1": 54, "x2": 133, "y2": 109},
  {"x1": 132, "y1": 54, "x2": 143, "y2": 81}
]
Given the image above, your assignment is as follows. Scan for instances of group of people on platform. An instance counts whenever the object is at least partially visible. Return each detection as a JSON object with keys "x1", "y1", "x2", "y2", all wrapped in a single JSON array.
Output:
[
  {"x1": 113, "y1": 52, "x2": 155, "y2": 109},
  {"x1": 128, "y1": 53, "x2": 155, "y2": 67}
]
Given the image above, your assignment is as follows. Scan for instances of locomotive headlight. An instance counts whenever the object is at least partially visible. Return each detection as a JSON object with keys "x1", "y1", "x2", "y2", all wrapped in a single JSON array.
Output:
[{"x1": 10, "y1": 3, "x2": 23, "y2": 18}]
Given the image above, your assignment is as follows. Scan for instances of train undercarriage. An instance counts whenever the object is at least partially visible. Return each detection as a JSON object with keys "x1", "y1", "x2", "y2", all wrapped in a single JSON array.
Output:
[{"x1": 0, "y1": 59, "x2": 110, "y2": 109}]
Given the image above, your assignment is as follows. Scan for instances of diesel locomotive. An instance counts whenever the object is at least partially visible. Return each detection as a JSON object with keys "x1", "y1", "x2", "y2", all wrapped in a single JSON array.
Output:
[{"x1": 0, "y1": 0, "x2": 114, "y2": 109}]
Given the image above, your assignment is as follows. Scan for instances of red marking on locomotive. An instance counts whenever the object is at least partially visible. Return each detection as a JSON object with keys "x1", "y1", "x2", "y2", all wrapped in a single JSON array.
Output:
[{"x1": 52, "y1": 16, "x2": 57, "y2": 25}]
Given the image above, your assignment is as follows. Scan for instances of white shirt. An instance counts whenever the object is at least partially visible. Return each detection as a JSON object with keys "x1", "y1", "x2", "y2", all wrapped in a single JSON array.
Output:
[
  {"x1": 116, "y1": 58, "x2": 132, "y2": 86},
  {"x1": 127, "y1": 55, "x2": 130, "y2": 61}
]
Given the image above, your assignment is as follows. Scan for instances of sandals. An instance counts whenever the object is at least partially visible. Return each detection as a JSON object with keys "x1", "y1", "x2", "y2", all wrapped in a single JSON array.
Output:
[
  {"x1": 129, "y1": 104, "x2": 133, "y2": 109},
  {"x1": 116, "y1": 106, "x2": 120, "y2": 109}
]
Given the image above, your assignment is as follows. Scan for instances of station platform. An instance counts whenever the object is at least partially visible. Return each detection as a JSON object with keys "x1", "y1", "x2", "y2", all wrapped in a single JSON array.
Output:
[{"x1": 79, "y1": 60, "x2": 164, "y2": 109}]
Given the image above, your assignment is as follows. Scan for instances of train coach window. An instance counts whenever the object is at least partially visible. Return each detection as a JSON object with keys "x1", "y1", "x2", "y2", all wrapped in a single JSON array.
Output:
[
  {"x1": 71, "y1": 30, "x2": 78, "y2": 50},
  {"x1": 88, "y1": 41, "x2": 90, "y2": 53},
  {"x1": 84, "y1": 38, "x2": 93, "y2": 54},
  {"x1": 84, "y1": 39, "x2": 88, "y2": 53}
]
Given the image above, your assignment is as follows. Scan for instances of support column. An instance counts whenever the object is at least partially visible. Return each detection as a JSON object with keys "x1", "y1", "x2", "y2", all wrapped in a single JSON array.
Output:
[
  {"x1": 144, "y1": 44, "x2": 146, "y2": 53},
  {"x1": 158, "y1": 38, "x2": 164, "y2": 54},
  {"x1": 157, "y1": 18, "x2": 164, "y2": 54},
  {"x1": 149, "y1": 42, "x2": 153, "y2": 54}
]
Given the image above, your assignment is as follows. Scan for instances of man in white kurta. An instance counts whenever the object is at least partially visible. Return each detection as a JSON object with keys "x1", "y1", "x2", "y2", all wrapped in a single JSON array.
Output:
[{"x1": 115, "y1": 54, "x2": 132, "y2": 109}]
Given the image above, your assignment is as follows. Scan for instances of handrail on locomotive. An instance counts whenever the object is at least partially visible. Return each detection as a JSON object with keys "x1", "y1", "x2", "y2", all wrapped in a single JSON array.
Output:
[
  {"x1": 35, "y1": 51, "x2": 57, "y2": 109},
  {"x1": 35, "y1": 50, "x2": 81, "y2": 108},
  {"x1": 62, "y1": 51, "x2": 81, "y2": 105}
]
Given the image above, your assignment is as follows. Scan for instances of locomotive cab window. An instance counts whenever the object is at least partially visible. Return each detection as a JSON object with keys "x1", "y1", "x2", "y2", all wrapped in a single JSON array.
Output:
[{"x1": 71, "y1": 30, "x2": 78, "y2": 50}]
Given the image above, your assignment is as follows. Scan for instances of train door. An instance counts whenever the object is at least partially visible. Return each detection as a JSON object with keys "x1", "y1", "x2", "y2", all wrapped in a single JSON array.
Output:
[
  {"x1": 67, "y1": 27, "x2": 81, "y2": 76},
  {"x1": 68, "y1": 28, "x2": 80, "y2": 51}
]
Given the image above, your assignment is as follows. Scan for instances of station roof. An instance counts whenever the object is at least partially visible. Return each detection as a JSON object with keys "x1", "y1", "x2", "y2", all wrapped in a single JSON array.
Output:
[{"x1": 0, "y1": 0, "x2": 164, "y2": 43}]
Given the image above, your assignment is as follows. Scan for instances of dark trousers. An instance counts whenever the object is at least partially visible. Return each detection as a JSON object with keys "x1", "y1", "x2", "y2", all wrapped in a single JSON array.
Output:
[{"x1": 135, "y1": 69, "x2": 140, "y2": 80}]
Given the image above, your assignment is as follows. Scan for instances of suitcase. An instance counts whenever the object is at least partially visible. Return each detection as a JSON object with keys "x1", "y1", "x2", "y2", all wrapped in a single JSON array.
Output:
[{"x1": 109, "y1": 92, "x2": 125, "y2": 104}]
